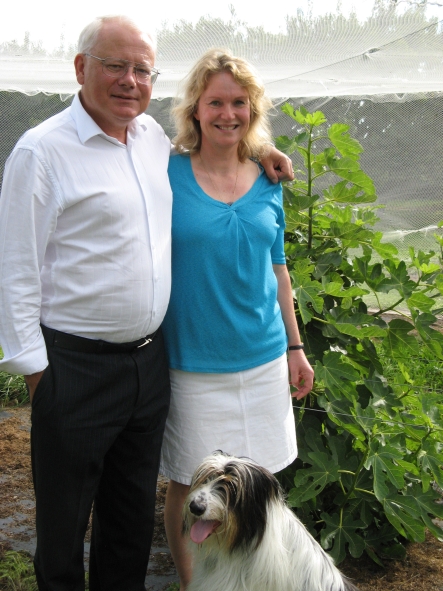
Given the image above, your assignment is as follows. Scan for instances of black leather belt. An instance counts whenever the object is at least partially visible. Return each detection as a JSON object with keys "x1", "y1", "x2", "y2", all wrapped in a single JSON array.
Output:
[{"x1": 41, "y1": 325, "x2": 158, "y2": 354}]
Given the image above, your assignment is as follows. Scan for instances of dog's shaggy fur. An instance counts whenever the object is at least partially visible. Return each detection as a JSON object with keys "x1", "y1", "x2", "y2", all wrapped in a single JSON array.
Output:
[{"x1": 184, "y1": 451, "x2": 359, "y2": 591}]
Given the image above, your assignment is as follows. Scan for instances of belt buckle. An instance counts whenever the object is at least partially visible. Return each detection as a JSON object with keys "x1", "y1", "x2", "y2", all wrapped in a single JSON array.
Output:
[{"x1": 137, "y1": 337, "x2": 152, "y2": 348}]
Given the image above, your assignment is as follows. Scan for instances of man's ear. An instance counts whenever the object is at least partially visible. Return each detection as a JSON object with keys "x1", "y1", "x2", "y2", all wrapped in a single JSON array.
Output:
[{"x1": 74, "y1": 53, "x2": 86, "y2": 85}]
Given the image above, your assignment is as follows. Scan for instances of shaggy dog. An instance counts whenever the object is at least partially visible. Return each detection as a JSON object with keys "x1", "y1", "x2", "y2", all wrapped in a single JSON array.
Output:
[{"x1": 183, "y1": 451, "x2": 359, "y2": 591}]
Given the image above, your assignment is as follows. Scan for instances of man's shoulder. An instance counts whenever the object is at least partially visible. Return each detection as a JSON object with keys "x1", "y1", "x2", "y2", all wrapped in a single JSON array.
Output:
[
  {"x1": 137, "y1": 112, "x2": 162, "y2": 129},
  {"x1": 16, "y1": 105, "x2": 73, "y2": 151}
]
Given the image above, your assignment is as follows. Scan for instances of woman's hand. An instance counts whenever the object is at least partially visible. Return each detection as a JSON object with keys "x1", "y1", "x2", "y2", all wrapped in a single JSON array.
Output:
[
  {"x1": 287, "y1": 349, "x2": 314, "y2": 400},
  {"x1": 272, "y1": 263, "x2": 314, "y2": 399}
]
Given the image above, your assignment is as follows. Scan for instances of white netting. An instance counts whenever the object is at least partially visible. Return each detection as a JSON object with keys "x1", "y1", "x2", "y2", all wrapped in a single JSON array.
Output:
[{"x1": 1, "y1": 2, "x2": 443, "y2": 250}]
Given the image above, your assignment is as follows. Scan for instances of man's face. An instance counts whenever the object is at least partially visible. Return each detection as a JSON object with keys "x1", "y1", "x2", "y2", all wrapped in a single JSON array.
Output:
[{"x1": 74, "y1": 22, "x2": 155, "y2": 141}]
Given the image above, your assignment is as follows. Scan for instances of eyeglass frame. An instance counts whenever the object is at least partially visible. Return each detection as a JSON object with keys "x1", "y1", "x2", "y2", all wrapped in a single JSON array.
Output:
[{"x1": 83, "y1": 53, "x2": 160, "y2": 85}]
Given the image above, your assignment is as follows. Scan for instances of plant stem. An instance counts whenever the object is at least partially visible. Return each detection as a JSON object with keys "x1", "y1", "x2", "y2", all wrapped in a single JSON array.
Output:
[{"x1": 307, "y1": 124, "x2": 314, "y2": 249}]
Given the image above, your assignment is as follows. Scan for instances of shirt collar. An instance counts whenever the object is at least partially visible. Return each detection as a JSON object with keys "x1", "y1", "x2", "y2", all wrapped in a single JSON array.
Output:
[{"x1": 71, "y1": 92, "x2": 147, "y2": 145}]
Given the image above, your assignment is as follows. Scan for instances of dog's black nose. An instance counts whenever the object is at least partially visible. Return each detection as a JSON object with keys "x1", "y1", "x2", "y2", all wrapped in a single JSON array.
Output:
[{"x1": 189, "y1": 499, "x2": 206, "y2": 516}]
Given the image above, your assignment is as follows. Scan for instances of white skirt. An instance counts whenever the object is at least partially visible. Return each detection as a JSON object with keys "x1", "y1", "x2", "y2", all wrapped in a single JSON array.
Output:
[{"x1": 160, "y1": 354, "x2": 297, "y2": 485}]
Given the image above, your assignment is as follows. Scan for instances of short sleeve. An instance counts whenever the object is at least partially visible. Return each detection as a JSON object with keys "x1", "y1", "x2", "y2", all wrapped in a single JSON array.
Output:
[{"x1": 271, "y1": 185, "x2": 286, "y2": 264}]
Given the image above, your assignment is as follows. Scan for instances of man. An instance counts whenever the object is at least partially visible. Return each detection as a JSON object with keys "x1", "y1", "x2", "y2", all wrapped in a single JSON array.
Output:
[{"x1": 0, "y1": 15, "x2": 294, "y2": 591}]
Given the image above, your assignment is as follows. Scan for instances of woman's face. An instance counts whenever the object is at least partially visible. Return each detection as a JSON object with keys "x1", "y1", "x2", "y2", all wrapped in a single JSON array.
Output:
[{"x1": 194, "y1": 71, "x2": 251, "y2": 151}]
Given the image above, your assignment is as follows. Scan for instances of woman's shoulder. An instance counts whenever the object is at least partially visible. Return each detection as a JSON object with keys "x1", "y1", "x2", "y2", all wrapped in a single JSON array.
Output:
[
  {"x1": 169, "y1": 151, "x2": 190, "y2": 164},
  {"x1": 168, "y1": 152, "x2": 191, "y2": 175},
  {"x1": 252, "y1": 162, "x2": 283, "y2": 197}
]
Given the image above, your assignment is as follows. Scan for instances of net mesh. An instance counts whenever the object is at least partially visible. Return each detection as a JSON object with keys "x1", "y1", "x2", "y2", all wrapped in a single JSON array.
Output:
[{"x1": 1, "y1": 4, "x2": 442, "y2": 251}]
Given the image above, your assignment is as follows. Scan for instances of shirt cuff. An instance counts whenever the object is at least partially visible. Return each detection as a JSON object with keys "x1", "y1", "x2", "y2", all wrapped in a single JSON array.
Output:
[{"x1": 0, "y1": 329, "x2": 48, "y2": 375}]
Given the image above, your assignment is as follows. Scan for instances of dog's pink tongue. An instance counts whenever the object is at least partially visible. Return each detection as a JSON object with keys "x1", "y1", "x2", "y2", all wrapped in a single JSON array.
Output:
[{"x1": 190, "y1": 520, "x2": 220, "y2": 544}]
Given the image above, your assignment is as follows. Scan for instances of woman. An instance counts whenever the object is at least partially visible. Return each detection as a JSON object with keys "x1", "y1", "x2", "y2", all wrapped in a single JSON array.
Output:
[{"x1": 160, "y1": 49, "x2": 314, "y2": 590}]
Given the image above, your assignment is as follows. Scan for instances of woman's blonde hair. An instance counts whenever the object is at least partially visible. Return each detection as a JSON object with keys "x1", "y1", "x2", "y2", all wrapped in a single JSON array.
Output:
[{"x1": 172, "y1": 49, "x2": 273, "y2": 161}]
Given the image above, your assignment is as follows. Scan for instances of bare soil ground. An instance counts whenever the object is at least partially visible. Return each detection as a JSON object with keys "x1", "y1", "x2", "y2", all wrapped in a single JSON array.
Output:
[{"x1": 1, "y1": 406, "x2": 442, "y2": 591}]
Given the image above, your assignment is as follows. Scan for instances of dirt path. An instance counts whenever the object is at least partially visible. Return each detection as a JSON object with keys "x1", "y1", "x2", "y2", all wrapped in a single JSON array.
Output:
[
  {"x1": 0, "y1": 406, "x2": 177, "y2": 590},
  {"x1": 1, "y1": 406, "x2": 442, "y2": 591}
]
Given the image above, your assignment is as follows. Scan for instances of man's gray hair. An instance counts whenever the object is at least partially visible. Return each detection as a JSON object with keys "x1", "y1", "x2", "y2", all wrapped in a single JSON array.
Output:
[{"x1": 77, "y1": 15, "x2": 157, "y2": 54}]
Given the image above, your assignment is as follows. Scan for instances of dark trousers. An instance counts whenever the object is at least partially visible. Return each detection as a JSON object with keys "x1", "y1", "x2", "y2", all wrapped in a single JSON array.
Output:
[{"x1": 30, "y1": 329, "x2": 170, "y2": 591}]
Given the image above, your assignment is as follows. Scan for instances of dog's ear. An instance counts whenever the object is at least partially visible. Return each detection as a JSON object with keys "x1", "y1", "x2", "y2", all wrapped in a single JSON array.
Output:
[{"x1": 225, "y1": 461, "x2": 281, "y2": 551}]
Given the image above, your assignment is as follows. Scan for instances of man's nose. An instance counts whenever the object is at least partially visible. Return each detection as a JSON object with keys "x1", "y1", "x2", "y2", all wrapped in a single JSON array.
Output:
[{"x1": 117, "y1": 66, "x2": 137, "y2": 86}]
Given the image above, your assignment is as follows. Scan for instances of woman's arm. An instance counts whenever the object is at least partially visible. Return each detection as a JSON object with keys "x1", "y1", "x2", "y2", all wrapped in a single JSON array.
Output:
[{"x1": 273, "y1": 264, "x2": 314, "y2": 400}]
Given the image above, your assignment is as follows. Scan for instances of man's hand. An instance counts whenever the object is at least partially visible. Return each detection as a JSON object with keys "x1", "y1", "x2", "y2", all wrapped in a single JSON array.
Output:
[
  {"x1": 260, "y1": 147, "x2": 294, "y2": 183},
  {"x1": 24, "y1": 370, "x2": 45, "y2": 402}
]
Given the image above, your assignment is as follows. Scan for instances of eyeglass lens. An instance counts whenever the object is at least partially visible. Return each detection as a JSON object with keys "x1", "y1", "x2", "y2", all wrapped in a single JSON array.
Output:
[{"x1": 93, "y1": 55, "x2": 158, "y2": 84}]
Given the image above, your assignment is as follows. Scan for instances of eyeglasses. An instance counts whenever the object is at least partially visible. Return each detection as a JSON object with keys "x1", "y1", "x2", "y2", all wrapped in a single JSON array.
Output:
[{"x1": 84, "y1": 53, "x2": 159, "y2": 85}]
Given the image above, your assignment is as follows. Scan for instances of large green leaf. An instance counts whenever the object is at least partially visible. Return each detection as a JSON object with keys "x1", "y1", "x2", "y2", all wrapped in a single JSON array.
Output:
[
  {"x1": 305, "y1": 111, "x2": 327, "y2": 126},
  {"x1": 371, "y1": 233, "x2": 399, "y2": 258},
  {"x1": 288, "y1": 451, "x2": 340, "y2": 505},
  {"x1": 283, "y1": 185, "x2": 319, "y2": 211},
  {"x1": 407, "y1": 291, "x2": 436, "y2": 313},
  {"x1": 329, "y1": 221, "x2": 373, "y2": 243},
  {"x1": 321, "y1": 512, "x2": 366, "y2": 563},
  {"x1": 314, "y1": 252, "x2": 343, "y2": 278},
  {"x1": 382, "y1": 319, "x2": 420, "y2": 358},
  {"x1": 315, "y1": 352, "x2": 361, "y2": 396},
  {"x1": 363, "y1": 377, "x2": 395, "y2": 408},
  {"x1": 328, "y1": 157, "x2": 376, "y2": 194},
  {"x1": 414, "y1": 313, "x2": 443, "y2": 358},
  {"x1": 383, "y1": 494, "x2": 426, "y2": 541},
  {"x1": 352, "y1": 256, "x2": 384, "y2": 287},
  {"x1": 297, "y1": 426, "x2": 330, "y2": 460},
  {"x1": 319, "y1": 396, "x2": 366, "y2": 440},
  {"x1": 326, "y1": 311, "x2": 386, "y2": 339},
  {"x1": 435, "y1": 273, "x2": 443, "y2": 294},
  {"x1": 378, "y1": 260, "x2": 416, "y2": 297},
  {"x1": 418, "y1": 440, "x2": 443, "y2": 489},
  {"x1": 328, "y1": 435, "x2": 359, "y2": 471},
  {"x1": 275, "y1": 135, "x2": 299, "y2": 156},
  {"x1": 323, "y1": 283, "x2": 368, "y2": 298},
  {"x1": 280, "y1": 102, "x2": 299, "y2": 122},
  {"x1": 323, "y1": 180, "x2": 377, "y2": 204},
  {"x1": 290, "y1": 272, "x2": 324, "y2": 324},
  {"x1": 365, "y1": 440, "x2": 405, "y2": 500},
  {"x1": 407, "y1": 484, "x2": 443, "y2": 540},
  {"x1": 328, "y1": 123, "x2": 364, "y2": 159},
  {"x1": 421, "y1": 392, "x2": 443, "y2": 427}
]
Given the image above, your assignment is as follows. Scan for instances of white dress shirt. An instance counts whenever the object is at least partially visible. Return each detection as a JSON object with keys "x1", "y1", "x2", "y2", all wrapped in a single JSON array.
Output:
[{"x1": 0, "y1": 93, "x2": 172, "y2": 375}]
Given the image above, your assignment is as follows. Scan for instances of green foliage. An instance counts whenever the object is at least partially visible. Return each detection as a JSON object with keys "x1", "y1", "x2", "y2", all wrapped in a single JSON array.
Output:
[
  {"x1": 0, "y1": 550, "x2": 90, "y2": 590},
  {"x1": 0, "y1": 370, "x2": 28, "y2": 407},
  {"x1": 0, "y1": 349, "x2": 28, "y2": 407},
  {"x1": 0, "y1": 551, "x2": 37, "y2": 591},
  {"x1": 277, "y1": 105, "x2": 443, "y2": 564}
]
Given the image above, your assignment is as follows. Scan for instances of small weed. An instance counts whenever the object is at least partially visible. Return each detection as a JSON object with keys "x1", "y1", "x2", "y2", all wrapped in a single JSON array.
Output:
[
  {"x1": 0, "y1": 551, "x2": 37, "y2": 591},
  {"x1": 0, "y1": 551, "x2": 90, "y2": 591},
  {"x1": 0, "y1": 370, "x2": 29, "y2": 408},
  {"x1": 164, "y1": 583, "x2": 179, "y2": 591}
]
